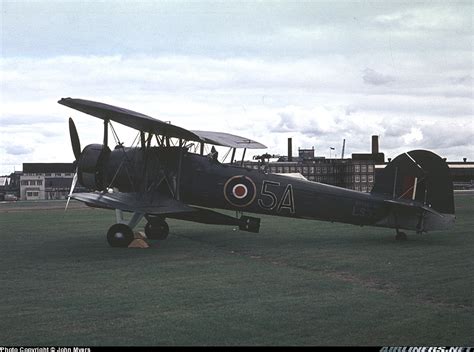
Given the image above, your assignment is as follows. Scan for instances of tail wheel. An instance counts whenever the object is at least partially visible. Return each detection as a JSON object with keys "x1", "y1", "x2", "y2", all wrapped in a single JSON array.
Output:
[
  {"x1": 395, "y1": 230, "x2": 408, "y2": 241},
  {"x1": 107, "y1": 223, "x2": 134, "y2": 247},
  {"x1": 145, "y1": 220, "x2": 169, "y2": 240}
]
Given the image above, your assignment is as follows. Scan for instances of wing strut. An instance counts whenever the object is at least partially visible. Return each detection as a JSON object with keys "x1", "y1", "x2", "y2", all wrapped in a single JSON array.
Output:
[
  {"x1": 175, "y1": 140, "x2": 184, "y2": 200},
  {"x1": 103, "y1": 119, "x2": 109, "y2": 146},
  {"x1": 231, "y1": 148, "x2": 236, "y2": 164},
  {"x1": 241, "y1": 148, "x2": 247, "y2": 166}
]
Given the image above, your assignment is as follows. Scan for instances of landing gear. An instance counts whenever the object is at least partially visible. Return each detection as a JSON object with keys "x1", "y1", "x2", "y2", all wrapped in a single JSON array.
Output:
[
  {"x1": 145, "y1": 218, "x2": 169, "y2": 240},
  {"x1": 107, "y1": 223, "x2": 134, "y2": 247},
  {"x1": 395, "y1": 229, "x2": 408, "y2": 241}
]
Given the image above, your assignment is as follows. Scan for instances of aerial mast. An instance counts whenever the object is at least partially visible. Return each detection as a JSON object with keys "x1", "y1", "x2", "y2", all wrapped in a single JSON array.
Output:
[{"x1": 341, "y1": 139, "x2": 346, "y2": 159}]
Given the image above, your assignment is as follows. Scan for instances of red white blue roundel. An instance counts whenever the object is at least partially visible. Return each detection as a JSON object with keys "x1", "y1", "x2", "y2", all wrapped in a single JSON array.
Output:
[{"x1": 224, "y1": 175, "x2": 256, "y2": 207}]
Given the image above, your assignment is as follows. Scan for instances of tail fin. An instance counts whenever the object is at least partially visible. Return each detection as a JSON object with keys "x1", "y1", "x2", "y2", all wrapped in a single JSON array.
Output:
[
  {"x1": 371, "y1": 150, "x2": 455, "y2": 232},
  {"x1": 372, "y1": 150, "x2": 454, "y2": 214}
]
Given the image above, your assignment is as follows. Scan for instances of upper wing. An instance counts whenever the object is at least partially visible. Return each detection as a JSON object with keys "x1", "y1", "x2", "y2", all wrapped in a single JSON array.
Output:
[
  {"x1": 58, "y1": 97, "x2": 201, "y2": 142},
  {"x1": 70, "y1": 191, "x2": 195, "y2": 215},
  {"x1": 59, "y1": 97, "x2": 266, "y2": 149},
  {"x1": 192, "y1": 130, "x2": 266, "y2": 149}
]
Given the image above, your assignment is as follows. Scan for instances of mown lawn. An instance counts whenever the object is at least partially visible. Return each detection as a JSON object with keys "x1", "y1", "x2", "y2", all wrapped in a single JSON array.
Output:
[{"x1": 0, "y1": 194, "x2": 472, "y2": 346}]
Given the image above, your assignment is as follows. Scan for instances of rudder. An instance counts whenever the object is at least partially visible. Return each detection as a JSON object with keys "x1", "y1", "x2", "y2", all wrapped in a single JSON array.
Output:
[{"x1": 371, "y1": 150, "x2": 454, "y2": 215}]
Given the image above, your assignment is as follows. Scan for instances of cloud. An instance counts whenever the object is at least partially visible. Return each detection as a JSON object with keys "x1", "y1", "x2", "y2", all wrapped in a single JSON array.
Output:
[
  {"x1": 5, "y1": 145, "x2": 33, "y2": 155},
  {"x1": 1, "y1": 53, "x2": 472, "y2": 174},
  {"x1": 0, "y1": 115, "x2": 64, "y2": 126},
  {"x1": 373, "y1": 6, "x2": 469, "y2": 32},
  {"x1": 362, "y1": 68, "x2": 395, "y2": 86},
  {"x1": 0, "y1": 2, "x2": 472, "y2": 173},
  {"x1": 450, "y1": 75, "x2": 473, "y2": 86}
]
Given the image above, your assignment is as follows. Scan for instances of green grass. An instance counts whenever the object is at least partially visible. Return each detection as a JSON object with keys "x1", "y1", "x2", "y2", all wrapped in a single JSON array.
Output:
[{"x1": 0, "y1": 194, "x2": 472, "y2": 346}]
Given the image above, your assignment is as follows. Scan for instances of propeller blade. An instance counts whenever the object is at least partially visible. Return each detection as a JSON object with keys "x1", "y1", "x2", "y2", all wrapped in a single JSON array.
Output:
[
  {"x1": 69, "y1": 117, "x2": 81, "y2": 160},
  {"x1": 65, "y1": 168, "x2": 78, "y2": 211}
]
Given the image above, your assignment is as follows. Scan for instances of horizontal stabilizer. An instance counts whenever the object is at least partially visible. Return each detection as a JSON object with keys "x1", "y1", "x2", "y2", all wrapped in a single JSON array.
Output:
[
  {"x1": 384, "y1": 199, "x2": 444, "y2": 217},
  {"x1": 70, "y1": 191, "x2": 194, "y2": 215}
]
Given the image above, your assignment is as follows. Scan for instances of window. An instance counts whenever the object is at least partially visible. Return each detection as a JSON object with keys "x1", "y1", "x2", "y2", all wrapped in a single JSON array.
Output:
[
  {"x1": 45, "y1": 173, "x2": 51, "y2": 176},
  {"x1": 303, "y1": 167, "x2": 308, "y2": 174},
  {"x1": 36, "y1": 180, "x2": 43, "y2": 186},
  {"x1": 361, "y1": 185, "x2": 367, "y2": 192},
  {"x1": 29, "y1": 180, "x2": 36, "y2": 185},
  {"x1": 368, "y1": 165, "x2": 374, "y2": 173},
  {"x1": 21, "y1": 180, "x2": 28, "y2": 185},
  {"x1": 316, "y1": 167, "x2": 321, "y2": 174},
  {"x1": 284, "y1": 167, "x2": 289, "y2": 173},
  {"x1": 361, "y1": 165, "x2": 367, "y2": 173},
  {"x1": 322, "y1": 167, "x2": 327, "y2": 174},
  {"x1": 368, "y1": 175, "x2": 374, "y2": 182},
  {"x1": 355, "y1": 175, "x2": 360, "y2": 183},
  {"x1": 354, "y1": 164, "x2": 360, "y2": 173},
  {"x1": 361, "y1": 175, "x2": 367, "y2": 182},
  {"x1": 310, "y1": 167, "x2": 314, "y2": 174},
  {"x1": 55, "y1": 173, "x2": 61, "y2": 176},
  {"x1": 65, "y1": 173, "x2": 71, "y2": 176}
]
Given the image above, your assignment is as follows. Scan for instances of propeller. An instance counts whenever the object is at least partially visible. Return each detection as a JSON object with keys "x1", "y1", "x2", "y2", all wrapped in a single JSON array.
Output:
[
  {"x1": 66, "y1": 117, "x2": 80, "y2": 211},
  {"x1": 65, "y1": 169, "x2": 78, "y2": 211},
  {"x1": 69, "y1": 117, "x2": 81, "y2": 161}
]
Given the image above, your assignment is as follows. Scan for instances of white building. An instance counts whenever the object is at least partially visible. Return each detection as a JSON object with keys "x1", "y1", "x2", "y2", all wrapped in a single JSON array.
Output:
[{"x1": 20, "y1": 163, "x2": 75, "y2": 200}]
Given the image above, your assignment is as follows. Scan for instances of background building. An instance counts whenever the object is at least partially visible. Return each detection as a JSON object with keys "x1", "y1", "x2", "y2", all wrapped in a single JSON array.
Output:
[
  {"x1": 242, "y1": 136, "x2": 473, "y2": 192},
  {"x1": 20, "y1": 163, "x2": 76, "y2": 200},
  {"x1": 242, "y1": 136, "x2": 383, "y2": 192}
]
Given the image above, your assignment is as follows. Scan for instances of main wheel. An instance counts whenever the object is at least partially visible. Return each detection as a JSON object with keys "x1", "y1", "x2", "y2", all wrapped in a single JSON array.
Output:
[
  {"x1": 107, "y1": 223, "x2": 134, "y2": 247},
  {"x1": 145, "y1": 220, "x2": 169, "y2": 240}
]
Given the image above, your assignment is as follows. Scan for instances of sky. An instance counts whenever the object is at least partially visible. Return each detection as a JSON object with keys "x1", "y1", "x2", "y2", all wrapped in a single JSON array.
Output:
[{"x1": 1, "y1": 0, "x2": 473, "y2": 175}]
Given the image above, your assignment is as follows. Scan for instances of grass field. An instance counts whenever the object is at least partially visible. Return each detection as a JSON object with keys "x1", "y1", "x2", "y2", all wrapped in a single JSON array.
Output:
[{"x1": 0, "y1": 194, "x2": 472, "y2": 346}]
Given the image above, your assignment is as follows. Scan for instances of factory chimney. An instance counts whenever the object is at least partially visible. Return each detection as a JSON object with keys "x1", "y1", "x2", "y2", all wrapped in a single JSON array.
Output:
[
  {"x1": 372, "y1": 135, "x2": 379, "y2": 154},
  {"x1": 288, "y1": 138, "x2": 293, "y2": 162}
]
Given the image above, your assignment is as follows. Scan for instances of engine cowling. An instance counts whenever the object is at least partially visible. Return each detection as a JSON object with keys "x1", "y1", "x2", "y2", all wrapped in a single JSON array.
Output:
[{"x1": 77, "y1": 144, "x2": 110, "y2": 191}]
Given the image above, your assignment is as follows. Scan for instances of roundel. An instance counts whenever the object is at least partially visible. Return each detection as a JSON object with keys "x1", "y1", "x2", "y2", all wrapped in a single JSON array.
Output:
[{"x1": 224, "y1": 175, "x2": 256, "y2": 207}]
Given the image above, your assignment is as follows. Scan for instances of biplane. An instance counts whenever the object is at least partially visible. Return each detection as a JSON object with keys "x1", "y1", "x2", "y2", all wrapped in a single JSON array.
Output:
[{"x1": 59, "y1": 98, "x2": 455, "y2": 247}]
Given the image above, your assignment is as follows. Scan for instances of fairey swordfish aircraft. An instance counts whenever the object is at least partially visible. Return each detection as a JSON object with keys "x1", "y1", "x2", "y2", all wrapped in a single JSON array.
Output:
[{"x1": 59, "y1": 98, "x2": 455, "y2": 247}]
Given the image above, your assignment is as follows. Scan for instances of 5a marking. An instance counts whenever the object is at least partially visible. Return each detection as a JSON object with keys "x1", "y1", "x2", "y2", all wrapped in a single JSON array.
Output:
[{"x1": 258, "y1": 180, "x2": 295, "y2": 214}]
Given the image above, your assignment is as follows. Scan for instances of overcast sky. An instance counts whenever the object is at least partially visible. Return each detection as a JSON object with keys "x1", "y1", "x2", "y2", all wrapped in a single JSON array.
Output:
[{"x1": 1, "y1": 0, "x2": 473, "y2": 175}]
